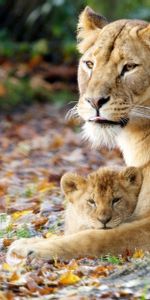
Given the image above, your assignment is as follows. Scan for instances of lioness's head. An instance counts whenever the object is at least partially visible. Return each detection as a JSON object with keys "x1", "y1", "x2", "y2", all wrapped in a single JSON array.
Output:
[
  {"x1": 61, "y1": 166, "x2": 142, "y2": 230},
  {"x1": 76, "y1": 7, "x2": 150, "y2": 148}
]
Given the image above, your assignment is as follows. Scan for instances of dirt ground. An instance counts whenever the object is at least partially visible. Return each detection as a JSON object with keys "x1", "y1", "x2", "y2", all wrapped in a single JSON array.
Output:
[{"x1": 0, "y1": 103, "x2": 149, "y2": 299}]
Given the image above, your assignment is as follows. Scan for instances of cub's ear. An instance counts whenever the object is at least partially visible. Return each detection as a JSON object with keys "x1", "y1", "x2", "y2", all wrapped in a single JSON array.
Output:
[
  {"x1": 120, "y1": 167, "x2": 142, "y2": 186},
  {"x1": 138, "y1": 24, "x2": 150, "y2": 47},
  {"x1": 77, "y1": 6, "x2": 108, "y2": 53},
  {"x1": 60, "y1": 172, "x2": 86, "y2": 199}
]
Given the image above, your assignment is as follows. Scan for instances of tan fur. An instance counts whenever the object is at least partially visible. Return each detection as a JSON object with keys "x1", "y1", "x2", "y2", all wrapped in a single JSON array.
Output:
[
  {"x1": 61, "y1": 167, "x2": 142, "y2": 234},
  {"x1": 7, "y1": 7, "x2": 150, "y2": 261},
  {"x1": 62, "y1": 167, "x2": 142, "y2": 234}
]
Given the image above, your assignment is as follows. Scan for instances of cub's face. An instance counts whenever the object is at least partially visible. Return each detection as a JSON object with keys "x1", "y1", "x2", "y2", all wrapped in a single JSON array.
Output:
[
  {"x1": 61, "y1": 167, "x2": 142, "y2": 230},
  {"x1": 76, "y1": 7, "x2": 150, "y2": 148}
]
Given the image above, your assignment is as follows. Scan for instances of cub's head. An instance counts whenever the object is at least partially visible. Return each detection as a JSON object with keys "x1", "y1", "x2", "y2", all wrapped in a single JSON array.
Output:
[
  {"x1": 61, "y1": 166, "x2": 142, "y2": 229},
  {"x1": 76, "y1": 6, "x2": 150, "y2": 148}
]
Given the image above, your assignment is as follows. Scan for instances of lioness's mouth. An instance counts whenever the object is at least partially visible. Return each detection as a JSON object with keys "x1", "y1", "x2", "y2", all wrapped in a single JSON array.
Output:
[{"x1": 88, "y1": 116, "x2": 128, "y2": 127}]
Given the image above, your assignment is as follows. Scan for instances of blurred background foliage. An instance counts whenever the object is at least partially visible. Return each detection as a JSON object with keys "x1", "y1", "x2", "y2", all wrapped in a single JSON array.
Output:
[{"x1": 0, "y1": 0, "x2": 149, "y2": 108}]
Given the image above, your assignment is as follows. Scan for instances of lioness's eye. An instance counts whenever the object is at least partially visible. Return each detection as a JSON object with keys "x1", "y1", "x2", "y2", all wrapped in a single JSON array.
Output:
[
  {"x1": 112, "y1": 197, "x2": 121, "y2": 206},
  {"x1": 87, "y1": 199, "x2": 96, "y2": 207},
  {"x1": 121, "y1": 63, "x2": 138, "y2": 76},
  {"x1": 84, "y1": 60, "x2": 94, "y2": 69}
]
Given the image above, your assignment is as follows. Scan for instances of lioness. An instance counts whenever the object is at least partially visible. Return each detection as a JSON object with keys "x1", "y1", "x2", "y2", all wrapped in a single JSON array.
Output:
[
  {"x1": 7, "y1": 6, "x2": 150, "y2": 260},
  {"x1": 62, "y1": 167, "x2": 142, "y2": 234}
]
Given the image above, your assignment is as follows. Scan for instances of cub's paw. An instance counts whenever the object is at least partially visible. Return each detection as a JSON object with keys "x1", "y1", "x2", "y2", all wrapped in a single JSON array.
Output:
[{"x1": 6, "y1": 237, "x2": 42, "y2": 265}]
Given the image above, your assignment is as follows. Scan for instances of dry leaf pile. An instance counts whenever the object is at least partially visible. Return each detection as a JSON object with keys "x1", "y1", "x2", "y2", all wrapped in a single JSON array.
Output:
[{"x1": 0, "y1": 103, "x2": 149, "y2": 299}]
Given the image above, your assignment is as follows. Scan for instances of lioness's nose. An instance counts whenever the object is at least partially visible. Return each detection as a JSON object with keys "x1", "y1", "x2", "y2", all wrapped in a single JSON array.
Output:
[
  {"x1": 98, "y1": 216, "x2": 111, "y2": 225},
  {"x1": 90, "y1": 96, "x2": 110, "y2": 109}
]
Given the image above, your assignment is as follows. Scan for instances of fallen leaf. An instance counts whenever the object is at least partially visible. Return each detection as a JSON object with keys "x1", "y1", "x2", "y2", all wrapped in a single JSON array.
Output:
[
  {"x1": 12, "y1": 210, "x2": 33, "y2": 220},
  {"x1": 32, "y1": 216, "x2": 48, "y2": 229},
  {"x1": 37, "y1": 181, "x2": 56, "y2": 193},
  {"x1": 28, "y1": 55, "x2": 43, "y2": 69},
  {"x1": 39, "y1": 287, "x2": 56, "y2": 295},
  {"x1": 0, "y1": 291, "x2": 8, "y2": 300},
  {"x1": 59, "y1": 271, "x2": 80, "y2": 285},
  {"x1": 2, "y1": 262, "x2": 14, "y2": 272},
  {"x1": 3, "y1": 239, "x2": 14, "y2": 247},
  {"x1": 0, "y1": 84, "x2": 7, "y2": 96},
  {"x1": 50, "y1": 135, "x2": 64, "y2": 150},
  {"x1": 133, "y1": 249, "x2": 144, "y2": 259},
  {"x1": 67, "y1": 259, "x2": 78, "y2": 271},
  {"x1": 91, "y1": 265, "x2": 114, "y2": 278},
  {"x1": 44, "y1": 232, "x2": 57, "y2": 238},
  {"x1": 0, "y1": 183, "x2": 8, "y2": 196},
  {"x1": 62, "y1": 149, "x2": 84, "y2": 162},
  {"x1": 26, "y1": 278, "x2": 38, "y2": 293},
  {"x1": 8, "y1": 272, "x2": 20, "y2": 282}
]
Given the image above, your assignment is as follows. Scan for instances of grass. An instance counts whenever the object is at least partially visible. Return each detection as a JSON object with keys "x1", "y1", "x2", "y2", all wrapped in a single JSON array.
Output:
[
  {"x1": 0, "y1": 223, "x2": 32, "y2": 239},
  {"x1": 16, "y1": 226, "x2": 32, "y2": 238},
  {"x1": 100, "y1": 255, "x2": 123, "y2": 265}
]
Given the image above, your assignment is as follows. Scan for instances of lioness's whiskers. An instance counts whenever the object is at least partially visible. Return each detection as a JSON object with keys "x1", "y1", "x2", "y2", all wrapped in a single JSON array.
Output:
[
  {"x1": 68, "y1": 100, "x2": 78, "y2": 105},
  {"x1": 130, "y1": 104, "x2": 150, "y2": 120},
  {"x1": 134, "y1": 105, "x2": 150, "y2": 111},
  {"x1": 120, "y1": 116, "x2": 129, "y2": 125},
  {"x1": 133, "y1": 109, "x2": 150, "y2": 114},
  {"x1": 133, "y1": 110, "x2": 150, "y2": 115},
  {"x1": 132, "y1": 108, "x2": 150, "y2": 113},
  {"x1": 130, "y1": 110, "x2": 150, "y2": 120},
  {"x1": 65, "y1": 105, "x2": 79, "y2": 120},
  {"x1": 134, "y1": 114, "x2": 150, "y2": 119}
]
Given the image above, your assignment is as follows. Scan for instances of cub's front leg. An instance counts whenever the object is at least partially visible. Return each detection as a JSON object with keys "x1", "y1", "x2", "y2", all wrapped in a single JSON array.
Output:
[
  {"x1": 7, "y1": 230, "x2": 107, "y2": 261},
  {"x1": 7, "y1": 233, "x2": 93, "y2": 262},
  {"x1": 7, "y1": 218, "x2": 150, "y2": 261}
]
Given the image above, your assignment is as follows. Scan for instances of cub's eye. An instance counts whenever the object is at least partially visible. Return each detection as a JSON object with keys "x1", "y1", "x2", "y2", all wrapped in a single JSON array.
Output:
[
  {"x1": 84, "y1": 60, "x2": 94, "y2": 69},
  {"x1": 87, "y1": 199, "x2": 96, "y2": 207},
  {"x1": 121, "y1": 63, "x2": 138, "y2": 76},
  {"x1": 112, "y1": 197, "x2": 121, "y2": 206}
]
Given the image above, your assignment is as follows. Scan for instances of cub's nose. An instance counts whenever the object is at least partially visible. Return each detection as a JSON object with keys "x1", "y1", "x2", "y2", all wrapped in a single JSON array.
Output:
[
  {"x1": 89, "y1": 96, "x2": 110, "y2": 110},
  {"x1": 98, "y1": 216, "x2": 111, "y2": 226}
]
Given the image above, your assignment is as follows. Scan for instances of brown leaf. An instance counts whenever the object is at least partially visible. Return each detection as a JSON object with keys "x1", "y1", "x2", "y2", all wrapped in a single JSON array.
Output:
[
  {"x1": 28, "y1": 55, "x2": 43, "y2": 69},
  {"x1": 8, "y1": 272, "x2": 20, "y2": 283},
  {"x1": 39, "y1": 287, "x2": 56, "y2": 295},
  {"x1": 32, "y1": 216, "x2": 48, "y2": 229},
  {"x1": 91, "y1": 265, "x2": 114, "y2": 278},
  {"x1": 3, "y1": 239, "x2": 14, "y2": 247},
  {"x1": 0, "y1": 182, "x2": 8, "y2": 196},
  {"x1": 0, "y1": 84, "x2": 7, "y2": 96},
  {"x1": 2, "y1": 291, "x2": 14, "y2": 300},
  {"x1": 50, "y1": 135, "x2": 64, "y2": 150},
  {"x1": 0, "y1": 291, "x2": 8, "y2": 300},
  {"x1": 26, "y1": 278, "x2": 38, "y2": 293}
]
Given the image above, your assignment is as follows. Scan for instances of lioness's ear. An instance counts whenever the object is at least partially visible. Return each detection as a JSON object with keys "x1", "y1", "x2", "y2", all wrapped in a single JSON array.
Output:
[
  {"x1": 138, "y1": 24, "x2": 150, "y2": 47},
  {"x1": 77, "y1": 6, "x2": 108, "y2": 53},
  {"x1": 61, "y1": 172, "x2": 86, "y2": 199},
  {"x1": 78, "y1": 6, "x2": 108, "y2": 31},
  {"x1": 120, "y1": 167, "x2": 142, "y2": 186}
]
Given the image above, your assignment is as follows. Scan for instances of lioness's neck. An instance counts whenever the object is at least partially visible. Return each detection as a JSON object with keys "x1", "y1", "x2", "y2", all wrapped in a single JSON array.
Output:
[{"x1": 117, "y1": 118, "x2": 150, "y2": 167}]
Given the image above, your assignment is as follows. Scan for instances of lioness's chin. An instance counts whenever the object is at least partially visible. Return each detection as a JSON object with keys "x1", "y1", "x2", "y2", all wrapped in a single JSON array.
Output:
[{"x1": 82, "y1": 122, "x2": 122, "y2": 149}]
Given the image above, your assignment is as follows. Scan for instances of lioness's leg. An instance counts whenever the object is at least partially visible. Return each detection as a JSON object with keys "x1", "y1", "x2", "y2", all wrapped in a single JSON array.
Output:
[{"x1": 7, "y1": 217, "x2": 150, "y2": 261}]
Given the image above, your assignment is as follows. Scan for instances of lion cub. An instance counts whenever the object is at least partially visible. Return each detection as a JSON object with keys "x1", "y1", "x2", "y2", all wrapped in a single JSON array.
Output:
[{"x1": 61, "y1": 167, "x2": 142, "y2": 235}]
